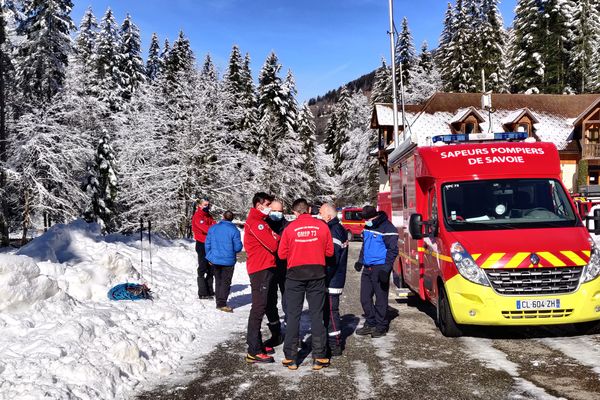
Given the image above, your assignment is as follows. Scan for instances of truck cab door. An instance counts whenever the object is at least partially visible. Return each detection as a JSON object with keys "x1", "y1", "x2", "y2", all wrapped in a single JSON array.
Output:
[{"x1": 422, "y1": 187, "x2": 442, "y2": 301}]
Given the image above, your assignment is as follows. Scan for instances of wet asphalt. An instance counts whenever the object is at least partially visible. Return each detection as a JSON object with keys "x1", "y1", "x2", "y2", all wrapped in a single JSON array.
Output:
[{"x1": 139, "y1": 243, "x2": 600, "y2": 400}]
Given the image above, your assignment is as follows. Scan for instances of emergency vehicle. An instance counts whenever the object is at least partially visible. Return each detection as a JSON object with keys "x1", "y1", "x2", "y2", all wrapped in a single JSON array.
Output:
[
  {"x1": 340, "y1": 207, "x2": 364, "y2": 241},
  {"x1": 390, "y1": 132, "x2": 600, "y2": 336}
]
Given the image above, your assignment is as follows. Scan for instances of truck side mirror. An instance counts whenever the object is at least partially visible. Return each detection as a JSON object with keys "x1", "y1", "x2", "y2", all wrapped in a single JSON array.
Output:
[
  {"x1": 592, "y1": 209, "x2": 600, "y2": 235},
  {"x1": 409, "y1": 213, "x2": 424, "y2": 240}
]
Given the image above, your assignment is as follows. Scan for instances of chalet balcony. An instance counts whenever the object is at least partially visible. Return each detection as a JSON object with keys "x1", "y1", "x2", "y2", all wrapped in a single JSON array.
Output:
[{"x1": 583, "y1": 143, "x2": 600, "y2": 159}]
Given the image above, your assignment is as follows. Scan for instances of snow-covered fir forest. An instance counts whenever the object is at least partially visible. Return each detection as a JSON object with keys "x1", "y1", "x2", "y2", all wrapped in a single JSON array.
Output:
[
  {"x1": 2, "y1": 0, "x2": 600, "y2": 243},
  {"x1": 0, "y1": 0, "x2": 380, "y2": 244}
]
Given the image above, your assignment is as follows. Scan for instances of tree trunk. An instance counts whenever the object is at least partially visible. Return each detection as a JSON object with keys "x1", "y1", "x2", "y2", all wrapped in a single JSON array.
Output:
[
  {"x1": 0, "y1": 8, "x2": 8, "y2": 246},
  {"x1": 21, "y1": 191, "x2": 30, "y2": 246}
]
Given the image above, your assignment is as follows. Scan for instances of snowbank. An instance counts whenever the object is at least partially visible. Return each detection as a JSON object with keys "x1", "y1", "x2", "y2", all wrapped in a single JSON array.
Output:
[{"x1": 0, "y1": 220, "x2": 252, "y2": 399}]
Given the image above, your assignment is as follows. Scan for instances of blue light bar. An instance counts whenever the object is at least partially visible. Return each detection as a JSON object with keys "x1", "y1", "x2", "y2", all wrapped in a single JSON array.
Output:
[{"x1": 432, "y1": 132, "x2": 528, "y2": 143}]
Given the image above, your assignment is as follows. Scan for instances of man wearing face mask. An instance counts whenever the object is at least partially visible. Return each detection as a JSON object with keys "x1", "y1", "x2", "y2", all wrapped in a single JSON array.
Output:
[
  {"x1": 354, "y1": 205, "x2": 399, "y2": 338},
  {"x1": 265, "y1": 200, "x2": 288, "y2": 346},
  {"x1": 192, "y1": 196, "x2": 216, "y2": 299},
  {"x1": 244, "y1": 192, "x2": 281, "y2": 363}
]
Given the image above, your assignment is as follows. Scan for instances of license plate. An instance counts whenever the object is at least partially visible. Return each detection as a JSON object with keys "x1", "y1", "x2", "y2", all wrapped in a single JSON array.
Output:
[{"x1": 516, "y1": 299, "x2": 561, "y2": 310}]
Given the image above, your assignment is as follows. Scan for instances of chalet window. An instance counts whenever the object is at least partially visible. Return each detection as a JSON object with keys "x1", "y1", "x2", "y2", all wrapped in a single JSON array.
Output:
[
  {"x1": 517, "y1": 123, "x2": 530, "y2": 134},
  {"x1": 465, "y1": 123, "x2": 475, "y2": 134}
]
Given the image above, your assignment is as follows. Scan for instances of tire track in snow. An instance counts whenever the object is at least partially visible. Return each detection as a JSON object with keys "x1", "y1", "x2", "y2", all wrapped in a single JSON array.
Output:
[
  {"x1": 540, "y1": 336, "x2": 600, "y2": 377},
  {"x1": 352, "y1": 360, "x2": 375, "y2": 400},
  {"x1": 461, "y1": 337, "x2": 564, "y2": 399}
]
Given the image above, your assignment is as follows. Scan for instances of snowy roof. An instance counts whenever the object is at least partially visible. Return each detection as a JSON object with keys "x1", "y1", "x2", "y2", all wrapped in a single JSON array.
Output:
[
  {"x1": 371, "y1": 103, "x2": 421, "y2": 128},
  {"x1": 384, "y1": 93, "x2": 600, "y2": 151},
  {"x1": 449, "y1": 107, "x2": 485, "y2": 124}
]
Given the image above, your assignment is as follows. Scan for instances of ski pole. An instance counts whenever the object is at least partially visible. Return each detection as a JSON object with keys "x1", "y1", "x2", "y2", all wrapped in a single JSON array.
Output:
[
  {"x1": 140, "y1": 218, "x2": 144, "y2": 282},
  {"x1": 148, "y1": 220, "x2": 153, "y2": 286}
]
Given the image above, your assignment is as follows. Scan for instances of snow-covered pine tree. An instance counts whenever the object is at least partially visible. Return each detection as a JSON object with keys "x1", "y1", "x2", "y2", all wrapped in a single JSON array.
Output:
[
  {"x1": 511, "y1": 0, "x2": 545, "y2": 92},
  {"x1": 84, "y1": 132, "x2": 118, "y2": 233},
  {"x1": 119, "y1": 14, "x2": 145, "y2": 101},
  {"x1": 159, "y1": 38, "x2": 170, "y2": 74},
  {"x1": 543, "y1": 0, "x2": 576, "y2": 93},
  {"x1": 297, "y1": 102, "x2": 319, "y2": 195},
  {"x1": 93, "y1": 8, "x2": 123, "y2": 111},
  {"x1": 163, "y1": 30, "x2": 195, "y2": 84},
  {"x1": 418, "y1": 41, "x2": 433, "y2": 74},
  {"x1": 146, "y1": 33, "x2": 161, "y2": 82},
  {"x1": 479, "y1": 0, "x2": 507, "y2": 92},
  {"x1": 437, "y1": 2, "x2": 455, "y2": 91},
  {"x1": 256, "y1": 51, "x2": 286, "y2": 159},
  {"x1": 75, "y1": 7, "x2": 97, "y2": 68},
  {"x1": 325, "y1": 86, "x2": 351, "y2": 174},
  {"x1": 0, "y1": 3, "x2": 13, "y2": 245},
  {"x1": 338, "y1": 92, "x2": 378, "y2": 205},
  {"x1": 16, "y1": 0, "x2": 75, "y2": 106},
  {"x1": 449, "y1": 0, "x2": 476, "y2": 92},
  {"x1": 570, "y1": 0, "x2": 600, "y2": 93},
  {"x1": 223, "y1": 45, "x2": 252, "y2": 132},
  {"x1": 370, "y1": 58, "x2": 392, "y2": 105},
  {"x1": 395, "y1": 17, "x2": 416, "y2": 86}
]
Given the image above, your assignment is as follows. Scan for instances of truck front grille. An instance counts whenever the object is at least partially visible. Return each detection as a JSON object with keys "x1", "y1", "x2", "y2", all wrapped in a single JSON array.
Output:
[
  {"x1": 484, "y1": 267, "x2": 583, "y2": 295},
  {"x1": 501, "y1": 309, "x2": 574, "y2": 319}
]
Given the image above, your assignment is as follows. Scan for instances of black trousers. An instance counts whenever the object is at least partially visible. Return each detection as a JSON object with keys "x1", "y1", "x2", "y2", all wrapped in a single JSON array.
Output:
[
  {"x1": 214, "y1": 265, "x2": 234, "y2": 307},
  {"x1": 196, "y1": 241, "x2": 214, "y2": 297},
  {"x1": 247, "y1": 268, "x2": 281, "y2": 355},
  {"x1": 273, "y1": 263, "x2": 287, "y2": 318},
  {"x1": 360, "y1": 266, "x2": 390, "y2": 331},
  {"x1": 284, "y1": 277, "x2": 327, "y2": 360},
  {"x1": 324, "y1": 293, "x2": 342, "y2": 346}
]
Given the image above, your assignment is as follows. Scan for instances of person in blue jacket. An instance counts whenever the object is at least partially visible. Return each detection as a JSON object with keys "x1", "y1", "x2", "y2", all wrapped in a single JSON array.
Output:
[
  {"x1": 205, "y1": 210, "x2": 243, "y2": 312},
  {"x1": 354, "y1": 205, "x2": 399, "y2": 338},
  {"x1": 319, "y1": 203, "x2": 349, "y2": 356}
]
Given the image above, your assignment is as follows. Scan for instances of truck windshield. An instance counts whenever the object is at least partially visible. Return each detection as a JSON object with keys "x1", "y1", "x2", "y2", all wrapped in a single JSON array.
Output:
[
  {"x1": 344, "y1": 210, "x2": 363, "y2": 221},
  {"x1": 442, "y1": 179, "x2": 578, "y2": 231}
]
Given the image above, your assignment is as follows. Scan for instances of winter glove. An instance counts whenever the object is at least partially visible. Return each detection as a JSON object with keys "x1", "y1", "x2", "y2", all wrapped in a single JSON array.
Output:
[
  {"x1": 379, "y1": 268, "x2": 391, "y2": 284},
  {"x1": 354, "y1": 262, "x2": 363, "y2": 272}
]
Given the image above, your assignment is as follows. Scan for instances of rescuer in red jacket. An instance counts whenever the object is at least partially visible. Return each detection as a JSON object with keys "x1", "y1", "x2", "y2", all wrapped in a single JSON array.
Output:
[
  {"x1": 244, "y1": 192, "x2": 282, "y2": 364},
  {"x1": 278, "y1": 198, "x2": 334, "y2": 371},
  {"x1": 191, "y1": 197, "x2": 216, "y2": 299}
]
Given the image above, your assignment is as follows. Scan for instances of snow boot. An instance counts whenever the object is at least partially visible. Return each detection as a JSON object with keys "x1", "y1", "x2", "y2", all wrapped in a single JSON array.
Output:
[
  {"x1": 312, "y1": 358, "x2": 330, "y2": 371},
  {"x1": 245, "y1": 353, "x2": 274, "y2": 364},
  {"x1": 217, "y1": 306, "x2": 233, "y2": 313},
  {"x1": 371, "y1": 328, "x2": 387, "y2": 338},
  {"x1": 282, "y1": 358, "x2": 298, "y2": 370},
  {"x1": 263, "y1": 345, "x2": 275, "y2": 355},
  {"x1": 355, "y1": 324, "x2": 375, "y2": 336}
]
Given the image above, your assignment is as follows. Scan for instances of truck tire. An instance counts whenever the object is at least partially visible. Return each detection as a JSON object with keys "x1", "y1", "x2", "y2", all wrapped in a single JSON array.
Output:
[
  {"x1": 347, "y1": 230, "x2": 353, "y2": 242},
  {"x1": 437, "y1": 285, "x2": 463, "y2": 337}
]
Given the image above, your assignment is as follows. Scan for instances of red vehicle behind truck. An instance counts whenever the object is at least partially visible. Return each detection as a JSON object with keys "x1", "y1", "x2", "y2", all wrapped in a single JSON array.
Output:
[
  {"x1": 389, "y1": 132, "x2": 600, "y2": 336},
  {"x1": 341, "y1": 207, "x2": 364, "y2": 241}
]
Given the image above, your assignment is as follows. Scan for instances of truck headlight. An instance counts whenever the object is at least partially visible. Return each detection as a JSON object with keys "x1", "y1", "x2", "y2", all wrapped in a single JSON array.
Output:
[
  {"x1": 582, "y1": 239, "x2": 600, "y2": 283},
  {"x1": 451, "y1": 242, "x2": 490, "y2": 286}
]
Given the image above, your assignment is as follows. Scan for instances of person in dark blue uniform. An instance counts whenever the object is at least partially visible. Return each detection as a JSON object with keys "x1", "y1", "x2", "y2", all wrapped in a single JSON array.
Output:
[
  {"x1": 319, "y1": 203, "x2": 349, "y2": 356},
  {"x1": 354, "y1": 206, "x2": 399, "y2": 338}
]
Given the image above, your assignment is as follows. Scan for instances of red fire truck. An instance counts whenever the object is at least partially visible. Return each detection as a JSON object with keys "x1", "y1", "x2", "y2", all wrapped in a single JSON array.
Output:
[
  {"x1": 341, "y1": 207, "x2": 365, "y2": 241},
  {"x1": 390, "y1": 132, "x2": 600, "y2": 336}
]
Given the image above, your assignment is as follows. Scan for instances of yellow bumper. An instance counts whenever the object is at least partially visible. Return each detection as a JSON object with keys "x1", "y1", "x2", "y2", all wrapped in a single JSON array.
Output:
[{"x1": 445, "y1": 273, "x2": 600, "y2": 325}]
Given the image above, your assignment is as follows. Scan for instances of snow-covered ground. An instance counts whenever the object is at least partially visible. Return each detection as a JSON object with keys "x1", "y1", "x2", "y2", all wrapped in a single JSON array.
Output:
[{"x1": 0, "y1": 220, "x2": 251, "y2": 399}]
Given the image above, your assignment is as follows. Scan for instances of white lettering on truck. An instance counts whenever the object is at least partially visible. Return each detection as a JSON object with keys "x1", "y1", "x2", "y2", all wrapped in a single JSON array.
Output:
[{"x1": 441, "y1": 146, "x2": 545, "y2": 165}]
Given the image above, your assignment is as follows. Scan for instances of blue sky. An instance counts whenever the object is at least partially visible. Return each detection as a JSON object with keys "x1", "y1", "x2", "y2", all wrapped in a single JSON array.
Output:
[{"x1": 72, "y1": 0, "x2": 518, "y2": 101}]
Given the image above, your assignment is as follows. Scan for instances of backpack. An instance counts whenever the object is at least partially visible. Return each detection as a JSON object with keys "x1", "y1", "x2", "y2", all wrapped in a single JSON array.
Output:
[{"x1": 107, "y1": 283, "x2": 152, "y2": 301}]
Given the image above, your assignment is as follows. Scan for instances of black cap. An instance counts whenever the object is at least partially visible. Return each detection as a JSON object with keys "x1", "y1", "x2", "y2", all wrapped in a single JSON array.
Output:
[{"x1": 361, "y1": 206, "x2": 377, "y2": 220}]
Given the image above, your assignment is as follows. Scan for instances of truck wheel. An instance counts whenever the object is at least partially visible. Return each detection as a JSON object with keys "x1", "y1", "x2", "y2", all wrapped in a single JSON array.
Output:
[
  {"x1": 347, "y1": 230, "x2": 353, "y2": 242},
  {"x1": 437, "y1": 285, "x2": 463, "y2": 337}
]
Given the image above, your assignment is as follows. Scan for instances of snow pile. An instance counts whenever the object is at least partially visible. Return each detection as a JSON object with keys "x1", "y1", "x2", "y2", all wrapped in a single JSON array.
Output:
[
  {"x1": 0, "y1": 220, "x2": 252, "y2": 399},
  {"x1": 0, "y1": 254, "x2": 59, "y2": 312}
]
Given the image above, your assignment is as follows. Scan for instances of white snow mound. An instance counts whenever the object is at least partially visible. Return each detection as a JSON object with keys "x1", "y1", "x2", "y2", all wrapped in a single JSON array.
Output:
[{"x1": 0, "y1": 254, "x2": 59, "y2": 311}]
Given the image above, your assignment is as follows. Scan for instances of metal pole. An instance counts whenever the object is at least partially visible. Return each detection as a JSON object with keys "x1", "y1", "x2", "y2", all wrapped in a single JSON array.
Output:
[
  {"x1": 140, "y1": 218, "x2": 144, "y2": 282},
  {"x1": 388, "y1": 0, "x2": 400, "y2": 146}
]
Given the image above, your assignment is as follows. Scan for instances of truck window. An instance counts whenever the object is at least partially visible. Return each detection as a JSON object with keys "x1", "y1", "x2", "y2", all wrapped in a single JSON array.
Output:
[
  {"x1": 344, "y1": 211, "x2": 363, "y2": 221},
  {"x1": 442, "y1": 179, "x2": 578, "y2": 231}
]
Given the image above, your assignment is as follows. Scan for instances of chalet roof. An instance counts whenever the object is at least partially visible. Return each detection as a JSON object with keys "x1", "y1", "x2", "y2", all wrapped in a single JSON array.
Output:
[
  {"x1": 371, "y1": 103, "x2": 423, "y2": 128},
  {"x1": 449, "y1": 107, "x2": 486, "y2": 124},
  {"x1": 418, "y1": 92, "x2": 600, "y2": 118},
  {"x1": 379, "y1": 93, "x2": 600, "y2": 152},
  {"x1": 573, "y1": 97, "x2": 600, "y2": 126}
]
